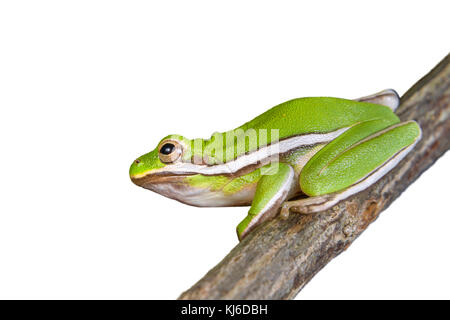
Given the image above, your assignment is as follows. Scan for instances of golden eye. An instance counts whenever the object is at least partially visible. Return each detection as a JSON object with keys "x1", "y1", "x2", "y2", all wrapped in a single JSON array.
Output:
[{"x1": 158, "y1": 140, "x2": 183, "y2": 163}]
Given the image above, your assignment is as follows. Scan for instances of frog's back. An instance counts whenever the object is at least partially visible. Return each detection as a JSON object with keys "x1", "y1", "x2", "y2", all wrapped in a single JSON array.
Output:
[{"x1": 237, "y1": 97, "x2": 399, "y2": 140}]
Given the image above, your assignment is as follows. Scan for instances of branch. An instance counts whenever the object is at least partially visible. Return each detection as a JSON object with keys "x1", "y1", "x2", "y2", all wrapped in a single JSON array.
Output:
[{"x1": 179, "y1": 54, "x2": 450, "y2": 300}]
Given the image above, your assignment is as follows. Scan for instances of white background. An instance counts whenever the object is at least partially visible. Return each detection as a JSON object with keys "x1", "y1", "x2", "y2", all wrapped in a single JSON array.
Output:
[{"x1": 0, "y1": 1, "x2": 449, "y2": 299}]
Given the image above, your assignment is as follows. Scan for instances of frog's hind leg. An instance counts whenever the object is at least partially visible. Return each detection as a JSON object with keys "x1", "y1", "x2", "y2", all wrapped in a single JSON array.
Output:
[
  {"x1": 281, "y1": 120, "x2": 421, "y2": 218},
  {"x1": 355, "y1": 89, "x2": 400, "y2": 112}
]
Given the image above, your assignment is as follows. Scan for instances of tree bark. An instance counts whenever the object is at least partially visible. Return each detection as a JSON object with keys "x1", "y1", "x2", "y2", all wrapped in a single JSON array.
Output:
[{"x1": 179, "y1": 53, "x2": 450, "y2": 300}]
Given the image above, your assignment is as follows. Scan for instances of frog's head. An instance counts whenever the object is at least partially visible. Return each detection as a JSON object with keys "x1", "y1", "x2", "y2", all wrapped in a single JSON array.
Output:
[
  {"x1": 130, "y1": 133, "x2": 260, "y2": 207},
  {"x1": 130, "y1": 134, "x2": 218, "y2": 205},
  {"x1": 130, "y1": 134, "x2": 192, "y2": 188}
]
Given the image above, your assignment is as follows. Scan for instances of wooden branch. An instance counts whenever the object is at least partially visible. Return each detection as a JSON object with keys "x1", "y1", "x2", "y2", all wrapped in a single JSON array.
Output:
[{"x1": 179, "y1": 54, "x2": 450, "y2": 300}]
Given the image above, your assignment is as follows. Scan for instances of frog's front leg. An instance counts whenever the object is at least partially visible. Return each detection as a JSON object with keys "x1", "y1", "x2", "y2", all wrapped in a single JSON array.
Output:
[
  {"x1": 236, "y1": 163, "x2": 296, "y2": 240},
  {"x1": 281, "y1": 120, "x2": 421, "y2": 218}
]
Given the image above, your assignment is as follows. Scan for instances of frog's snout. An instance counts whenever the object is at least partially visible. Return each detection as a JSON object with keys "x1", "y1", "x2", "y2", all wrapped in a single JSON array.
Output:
[{"x1": 129, "y1": 158, "x2": 143, "y2": 181}]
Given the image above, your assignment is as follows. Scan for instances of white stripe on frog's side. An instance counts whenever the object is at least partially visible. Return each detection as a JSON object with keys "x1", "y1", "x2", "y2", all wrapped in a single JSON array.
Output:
[{"x1": 137, "y1": 127, "x2": 350, "y2": 178}]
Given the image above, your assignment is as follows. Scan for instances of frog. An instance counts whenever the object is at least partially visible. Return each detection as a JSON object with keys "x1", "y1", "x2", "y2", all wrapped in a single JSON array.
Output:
[{"x1": 130, "y1": 89, "x2": 421, "y2": 240}]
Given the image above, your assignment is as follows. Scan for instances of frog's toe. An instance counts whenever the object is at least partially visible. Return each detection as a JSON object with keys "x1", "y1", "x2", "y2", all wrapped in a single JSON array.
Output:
[
  {"x1": 282, "y1": 194, "x2": 337, "y2": 215},
  {"x1": 280, "y1": 204, "x2": 291, "y2": 220}
]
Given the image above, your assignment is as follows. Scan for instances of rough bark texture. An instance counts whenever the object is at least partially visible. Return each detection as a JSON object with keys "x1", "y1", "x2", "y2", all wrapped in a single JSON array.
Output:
[{"x1": 179, "y1": 54, "x2": 450, "y2": 300}]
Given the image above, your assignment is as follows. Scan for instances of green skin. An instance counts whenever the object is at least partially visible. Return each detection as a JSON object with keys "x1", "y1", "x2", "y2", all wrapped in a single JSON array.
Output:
[{"x1": 130, "y1": 91, "x2": 421, "y2": 240}]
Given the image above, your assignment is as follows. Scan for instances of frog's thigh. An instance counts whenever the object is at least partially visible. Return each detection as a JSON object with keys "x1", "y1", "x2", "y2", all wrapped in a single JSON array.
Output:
[
  {"x1": 236, "y1": 163, "x2": 295, "y2": 240},
  {"x1": 282, "y1": 120, "x2": 421, "y2": 215}
]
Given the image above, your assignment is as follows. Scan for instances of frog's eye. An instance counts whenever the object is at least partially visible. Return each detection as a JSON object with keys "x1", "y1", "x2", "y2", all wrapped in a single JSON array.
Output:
[{"x1": 158, "y1": 140, "x2": 183, "y2": 163}]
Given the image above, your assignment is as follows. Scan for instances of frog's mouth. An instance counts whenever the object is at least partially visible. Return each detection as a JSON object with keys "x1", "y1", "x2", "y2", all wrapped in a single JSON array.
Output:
[{"x1": 130, "y1": 172, "x2": 194, "y2": 190}]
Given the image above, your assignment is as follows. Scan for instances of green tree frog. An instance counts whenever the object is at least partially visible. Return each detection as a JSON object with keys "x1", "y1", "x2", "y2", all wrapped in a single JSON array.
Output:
[{"x1": 130, "y1": 90, "x2": 421, "y2": 240}]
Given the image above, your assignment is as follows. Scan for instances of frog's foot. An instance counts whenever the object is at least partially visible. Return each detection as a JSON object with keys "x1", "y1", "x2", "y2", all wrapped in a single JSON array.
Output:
[
  {"x1": 280, "y1": 193, "x2": 338, "y2": 219},
  {"x1": 354, "y1": 88, "x2": 400, "y2": 112}
]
